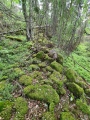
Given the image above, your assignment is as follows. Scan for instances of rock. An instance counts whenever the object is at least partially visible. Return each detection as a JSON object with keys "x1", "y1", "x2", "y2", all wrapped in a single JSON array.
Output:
[
  {"x1": 65, "y1": 69, "x2": 77, "y2": 82},
  {"x1": 66, "y1": 82, "x2": 84, "y2": 98},
  {"x1": 50, "y1": 61, "x2": 63, "y2": 73},
  {"x1": 24, "y1": 84, "x2": 59, "y2": 106},
  {"x1": 13, "y1": 97, "x2": 28, "y2": 120},
  {"x1": 76, "y1": 99, "x2": 90, "y2": 115},
  {"x1": 85, "y1": 89, "x2": 90, "y2": 97},
  {"x1": 42, "y1": 112, "x2": 56, "y2": 120},
  {"x1": 60, "y1": 112, "x2": 75, "y2": 120},
  {"x1": 36, "y1": 51, "x2": 46, "y2": 60},
  {"x1": 56, "y1": 53, "x2": 63, "y2": 65}
]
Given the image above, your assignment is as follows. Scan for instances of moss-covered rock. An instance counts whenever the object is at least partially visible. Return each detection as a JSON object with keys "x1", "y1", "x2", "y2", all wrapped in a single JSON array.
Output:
[
  {"x1": 42, "y1": 112, "x2": 56, "y2": 120},
  {"x1": 66, "y1": 82, "x2": 84, "y2": 98},
  {"x1": 36, "y1": 51, "x2": 46, "y2": 60},
  {"x1": 46, "y1": 66, "x2": 54, "y2": 72},
  {"x1": 60, "y1": 112, "x2": 75, "y2": 120},
  {"x1": 49, "y1": 71, "x2": 66, "y2": 95},
  {"x1": 24, "y1": 84, "x2": 59, "y2": 105},
  {"x1": 30, "y1": 71, "x2": 42, "y2": 80},
  {"x1": 38, "y1": 62, "x2": 46, "y2": 68},
  {"x1": 19, "y1": 75, "x2": 33, "y2": 86},
  {"x1": 76, "y1": 99, "x2": 90, "y2": 115},
  {"x1": 14, "y1": 68, "x2": 24, "y2": 78},
  {"x1": 0, "y1": 101, "x2": 13, "y2": 120},
  {"x1": 85, "y1": 89, "x2": 90, "y2": 97},
  {"x1": 29, "y1": 64, "x2": 40, "y2": 71},
  {"x1": 32, "y1": 57, "x2": 41, "y2": 64},
  {"x1": 14, "y1": 97, "x2": 28, "y2": 120},
  {"x1": 0, "y1": 101, "x2": 5, "y2": 112},
  {"x1": 65, "y1": 69, "x2": 77, "y2": 82},
  {"x1": 50, "y1": 61, "x2": 63, "y2": 73},
  {"x1": 56, "y1": 53, "x2": 63, "y2": 65}
]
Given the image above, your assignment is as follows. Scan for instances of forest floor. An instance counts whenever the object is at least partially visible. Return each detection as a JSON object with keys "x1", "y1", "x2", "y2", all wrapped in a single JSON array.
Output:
[{"x1": 0, "y1": 35, "x2": 90, "y2": 120}]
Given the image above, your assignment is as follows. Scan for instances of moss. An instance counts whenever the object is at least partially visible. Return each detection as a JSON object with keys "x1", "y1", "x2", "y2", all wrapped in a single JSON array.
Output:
[
  {"x1": 0, "y1": 81, "x2": 6, "y2": 91},
  {"x1": 38, "y1": 62, "x2": 46, "y2": 68},
  {"x1": 50, "y1": 61, "x2": 63, "y2": 73},
  {"x1": 14, "y1": 68, "x2": 24, "y2": 77},
  {"x1": 30, "y1": 71, "x2": 42, "y2": 80},
  {"x1": 14, "y1": 97, "x2": 28, "y2": 120},
  {"x1": 42, "y1": 112, "x2": 56, "y2": 120},
  {"x1": 76, "y1": 99, "x2": 90, "y2": 115},
  {"x1": 0, "y1": 101, "x2": 13, "y2": 120},
  {"x1": 49, "y1": 102, "x2": 56, "y2": 113},
  {"x1": 46, "y1": 66, "x2": 54, "y2": 72},
  {"x1": 67, "y1": 82, "x2": 84, "y2": 98},
  {"x1": 0, "y1": 101, "x2": 5, "y2": 112},
  {"x1": 32, "y1": 57, "x2": 41, "y2": 64},
  {"x1": 60, "y1": 112, "x2": 75, "y2": 120},
  {"x1": 6, "y1": 36, "x2": 23, "y2": 42},
  {"x1": 65, "y1": 69, "x2": 77, "y2": 82},
  {"x1": 19, "y1": 75, "x2": 33, "y2": 86},
  {"x1": 85, "y1": 89, "x2": 90, "y2": 97},
  {"x1": 49, "y1": 71, "x2": 66, "y2": 95},
  {"x1": 56, "y1": 53, "x2": 63, "y2": 65},
  {"x1": 45, "y1": 54, "x2": 53, "y2": 62},
  {"x1": 24, "y1": 84, "x2": 59, "y2": 105},
  {"x1": 29, "y1": 64, "x2": 40, "y2": 71},
  {"x1": 36, "y1": 51, "x2": 46, "y2": 60}
]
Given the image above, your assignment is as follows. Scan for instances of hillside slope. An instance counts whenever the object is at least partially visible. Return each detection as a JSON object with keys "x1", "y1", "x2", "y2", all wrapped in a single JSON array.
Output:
[{"x1": 0, "y1": 36, "x2": 90, "y2": 120}]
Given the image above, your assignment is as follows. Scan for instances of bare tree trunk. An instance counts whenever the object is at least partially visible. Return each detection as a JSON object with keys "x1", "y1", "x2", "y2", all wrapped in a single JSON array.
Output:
[{"x1": 22, "y1": 0, "x2": 31, "y2": 40}]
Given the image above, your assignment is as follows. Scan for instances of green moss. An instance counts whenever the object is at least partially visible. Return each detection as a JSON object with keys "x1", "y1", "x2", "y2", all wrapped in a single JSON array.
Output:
[
  {"x1": 85, "y1": 89, "x2": 90, "y2": 97},
  {"x1": 46, "y1": 66, "x2": 54, "y2": 72},
  {"x1": 24, "y1": 84, "x2": 59, "y2": 105},
  {"x1": 65, "y1": 69, "x2": 77, "y2": 82},
  {"x1": 14, "y1": 97, "x2": 28, "y2": 120},
  {"x1": 29, "y1": 64, "x2": 40, "y2": 71},
  {"x1": 6, "y1": 36, "x2": 23, "y2": 42},
  {"x1": 32, "y1": 57, "x2": 41, "y2": 64},
  {"x1": 38, "y1": 62, "x2": 46, "y2": 68},
  {"x1": 19, "y1": 75, "x2": 33, "y2": 86},
  {"x1": 45, "y1": 54, "x2": 53, "y2": 62},
  {"x1": 76, "y1": 99, "x2": 90, "y2": 115},
  {"x1": 36, "y1": 51, "x2": 46, "y2": 60},
  {"x1": 57, "y1": 53, "x2": 63, "y2": 65},
  {"x1": 49, "y1": 102, "x2": 56, "y2": 113},
  {"x1": 50, "y1": 61, "x2": 63, "y2": 73},
  {"x1": 60, "y1": 112, "x2": 75, "y2": 120},
  {"x1": 67, "y1": 82, "x2": 84, "y2": 98},
  {"x1": 0, "y1": 101, "x2": 5, "y2": 112},
  {"x1": 14, "y1": 68, "x2": 24, "y2": 77},
  {"x1": 0, "y1": 101, "x2": 13, "y2": 120},
  {"x1": 49, "y1": 71, "x2": 66, "y2": 95},
  {"x1": 42, "y1": 112, "x2": 56, "y2": 120},
  {"x1": 0, "y1": 81, "x2": 6, "y2": 91},
  {"x1": 30, "y1": 71, "x2": 42, "y2": 80}
]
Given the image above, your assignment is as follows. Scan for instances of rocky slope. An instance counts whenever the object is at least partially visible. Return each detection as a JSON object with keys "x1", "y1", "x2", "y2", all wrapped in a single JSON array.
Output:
[{"x1": 0, "y1": 37, "x2": 90, "y2": 120}]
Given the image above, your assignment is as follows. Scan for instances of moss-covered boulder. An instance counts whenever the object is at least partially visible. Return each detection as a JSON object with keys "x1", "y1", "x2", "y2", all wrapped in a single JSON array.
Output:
[
  {"x1": 42, "y1": 112, "x2": 56, "y2": 120},
  {"x1": 24, "y1": 84, "x2": 59, "y2": 106},
  {"x1": 38, "y1": 62, "x2": 46, "y2": 68},
  {"x1": 14, "y1": 68, "x2": 24, "y2": 78},
  {"x1": 46, "y1": 66, "x2": 54, "y2": 72},
  {"x1": 76, "y1": 99, "x2": 90, "y2": 116},
  {"x1": 49, "y1": 71, "x2": 66, "y2": 95},
  {"x1": 13, "y1": 97, "x2": 28, "y2": 120},
  {"x1": 19, "y1": 75, "x2": 33, "y2": 86},
  {"x1": 65, "y1": 69, "x2": 77, "y2": 82},
  {"x1": 29, "y1": 64, "x2": 40, "y2": 71},
  {"x1": 60, "y1": 112, "x2": 75, "y2": 120},
  {"x1": 30, "y1": 71, "x2": 42, "y2": 80},
  {"x1": 32, "y1": 57, "x2": 41, "y2": 64},
  {"x1": 85, "y1": 89, "x2": 90, "y2": 97},
  {"x1": 0, "y1": 101, "x2": 13, "y2": 120},
  {"x1": 36, "y1": 51, "x2": 46, "y2": 60},
  {"x1": 56, "y1": 53, "x2": 63, "y2": 65},
  {"x1": 66, "y1": 82, "x2": 84, "y2": 98},
  {"x1": 50, "y1": 61, "x2": 63, "y2": 73}
]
